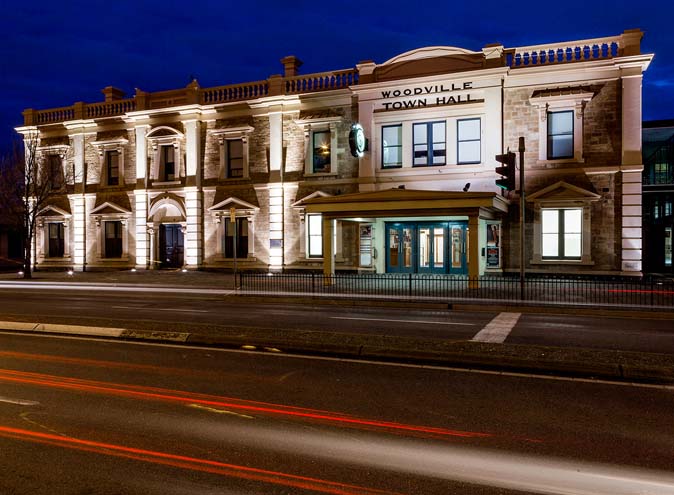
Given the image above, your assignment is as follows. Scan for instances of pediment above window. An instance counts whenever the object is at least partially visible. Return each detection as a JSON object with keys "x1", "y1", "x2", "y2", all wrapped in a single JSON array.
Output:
[
  {"x1": 90, "y1": 201, "x2": 132, "y2": 216},
  {"x1": 295, "y1": 110, "x2": 342, "y2": 127},
  {"x1": 527, "y1": 181, "x2": 600, "y2": 203},
  {"x1": 91, "y1": 137, "x2": 128, "y2": 155},
  {"x1": 209, "y1": 196, "x2": 259, "y2": 213},
  {"x1": 292, "y1": 191, "x2": 331, "y2": 209},
  {"x1": 146, "y1": 126, "x2": 184, "y2": 139},
  {"x1": 37, "y1": 205, "x2": 71, "y2": 218}
]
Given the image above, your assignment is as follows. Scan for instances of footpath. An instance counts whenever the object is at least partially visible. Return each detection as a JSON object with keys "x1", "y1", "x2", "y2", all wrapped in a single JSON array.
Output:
[{"x1": 1, "y1": 269, "x2": 674, "y2": 385}]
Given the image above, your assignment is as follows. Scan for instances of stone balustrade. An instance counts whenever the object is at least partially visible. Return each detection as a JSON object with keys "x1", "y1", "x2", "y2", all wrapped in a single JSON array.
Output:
[
  {"x1": 284, "y1": 69, "x2": 359, "y2": 94},
  {"x1": 86, "y1": 99, "x2": 136, "y2": 118},
  {"x1": 201, "y1": 80, "x2": 268, "y2": 104},
  {"x1": 506, "y1": 30, "x2": 641, "y2": 68}
]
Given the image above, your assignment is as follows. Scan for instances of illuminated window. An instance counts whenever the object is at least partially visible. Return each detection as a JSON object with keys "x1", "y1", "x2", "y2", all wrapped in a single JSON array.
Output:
[
  {"x1": 542, "y1": 208, "x2": 582, "y2": 259},
  {"x1": 160, "y1": 145, "x2": 175, "y2": 181},
  {"x1": 106, "y1": 150, "x2": 119, "y2": 186},
  {"x1": 382, "y1": 125, "x2": 402, "y2": 168},
  {"x1": 547, "y1": 111, "x2": 574, "y2": 160},
  {"x1": 457, "y1": 118, "x2": 481, "y2": 164},
  {"x1": 222, "y1": 217, "x2": 248, "y2": 258},
  {"x1": 654, "y1": 162, "x2": 672, "y2": 184},
  {"x1": 48, "y1": 222, "x2": 64, "y2": 257},
  {"x1": 226, "y1": 139, "x2": 244, "y2": 178},
  {"x1": 413, "y1": 122, "x2": 445, "y2": 166},
  {"x1": 307, "y1": 213, "x2": 323, "y2": 258},
  {"x1": 105, "y1": 221, "x2": 123, "y2": 258},
  {"x1": 312, "y1": 131, "x2": 331, "y2": 173}
]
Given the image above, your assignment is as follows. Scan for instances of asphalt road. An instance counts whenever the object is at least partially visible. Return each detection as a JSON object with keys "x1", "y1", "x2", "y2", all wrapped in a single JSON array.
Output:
[
  {"x1": 1, "y1": 332, "x2": 673, "y2": 494},
  {"x1": 0, "y1": 286, "x2": 673, "y2": 354}
]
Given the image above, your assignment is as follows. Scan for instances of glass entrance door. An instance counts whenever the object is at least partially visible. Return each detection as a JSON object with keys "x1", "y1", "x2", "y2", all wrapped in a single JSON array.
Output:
[
  {"x1": 386, "y1": 224, "x2": 414, "y2": 273},
  {"x1": 386, "y1": 221, "x2": 467, "y2": 274},
  {"x1": 159, "y1": 224, "x2": 184, "y2": 269}
]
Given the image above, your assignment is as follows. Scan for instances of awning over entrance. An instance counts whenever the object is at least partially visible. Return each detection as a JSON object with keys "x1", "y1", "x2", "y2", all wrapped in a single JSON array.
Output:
[{"x1": 298, "y1": 188, "x2": 509, "y2": 280}]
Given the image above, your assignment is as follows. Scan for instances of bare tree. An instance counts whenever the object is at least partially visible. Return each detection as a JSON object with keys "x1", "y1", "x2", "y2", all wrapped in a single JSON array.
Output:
[{"x1": 0, "y1": 133, "x2": 72, "y2": 279}]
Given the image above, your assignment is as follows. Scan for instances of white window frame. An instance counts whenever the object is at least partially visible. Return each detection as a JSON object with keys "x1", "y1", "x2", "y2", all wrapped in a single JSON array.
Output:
[
  {"x1": 540, "y1": 208, "x2": 583, "y2": 260},
  {"x1": 530, "y1": 93, "x2": 593, "y2": 164},
  {"x1": 91, "y1": 138, "x2": 128, "y2": 187},
  {"x1": 457, "y1": 117, "x2": 481, "y2": 165},
  {"x1": 295, "y1": 117, "x2": 341, "y2": 177},
  {"x1": 146, "y1": 126, "x2": 184, "y2": 185},
  {"x1": 306, "y1": 213, "x2": 323, "y2": 258},
  {"x1": 209, "y1": 126, "x2": 253, "y2": 180}
]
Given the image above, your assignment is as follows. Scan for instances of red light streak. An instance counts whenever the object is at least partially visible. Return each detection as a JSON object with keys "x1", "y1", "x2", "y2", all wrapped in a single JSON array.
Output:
[
  {"x1": 0, "y1": 426, "x2": 401, "y2": 495},
  {"x1": 0, "y1": 367, "x2": 493, "y2": 440}
]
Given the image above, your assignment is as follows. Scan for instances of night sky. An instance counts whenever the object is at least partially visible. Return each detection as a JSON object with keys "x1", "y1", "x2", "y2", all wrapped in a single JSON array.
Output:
[{"x1": 1, "y1": 0, "x2": 670, "y2": 153}]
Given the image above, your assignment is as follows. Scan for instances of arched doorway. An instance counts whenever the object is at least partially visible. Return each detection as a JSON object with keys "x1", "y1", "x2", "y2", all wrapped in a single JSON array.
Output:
[{"x1": 148, "y1": 197, "x2": 187, "y2": 269}]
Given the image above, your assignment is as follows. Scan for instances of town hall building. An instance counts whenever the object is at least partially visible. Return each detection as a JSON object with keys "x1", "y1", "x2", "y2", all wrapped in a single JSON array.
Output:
[{"x1": 16, "y1": 29, "x2": 652, "y2": 278}]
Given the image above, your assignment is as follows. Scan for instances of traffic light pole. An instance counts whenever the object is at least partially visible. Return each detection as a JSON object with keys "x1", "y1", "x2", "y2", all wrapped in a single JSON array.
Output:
[{"x1": 518, "y1": 137, "x2": 525, "y2": 301}]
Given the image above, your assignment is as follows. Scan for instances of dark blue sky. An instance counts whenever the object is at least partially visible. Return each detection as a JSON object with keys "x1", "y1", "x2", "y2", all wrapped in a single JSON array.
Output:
[{"x1": 1, "y1": 0, "x2": 671, "y2": 152}]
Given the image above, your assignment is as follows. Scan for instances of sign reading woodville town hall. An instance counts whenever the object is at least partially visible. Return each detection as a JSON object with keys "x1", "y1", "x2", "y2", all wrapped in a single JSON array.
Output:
[{"x1": 17, "y1": 29, "x2": 651, "y2": 280}]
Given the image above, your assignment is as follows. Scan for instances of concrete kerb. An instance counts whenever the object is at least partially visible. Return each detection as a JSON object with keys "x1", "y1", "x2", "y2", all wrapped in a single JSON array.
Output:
[{"x1": 3, "y1": 320, "x2": 674, "y2": 385}]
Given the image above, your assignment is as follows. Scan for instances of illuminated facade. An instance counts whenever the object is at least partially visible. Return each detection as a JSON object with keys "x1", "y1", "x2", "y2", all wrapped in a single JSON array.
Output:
[{"x1": 16, "y1": 29, "x2": 652, "y2": 276}]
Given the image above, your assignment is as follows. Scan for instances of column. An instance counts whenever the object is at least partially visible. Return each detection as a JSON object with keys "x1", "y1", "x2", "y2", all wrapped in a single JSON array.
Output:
[
  {"x1": 134, "y1": 125, "x2": 149, "y2": 269},
  {"x1": 184, "y1": 120, "x2": 201, "y2": 185},
  {"x1": 621, "y1": 71, "x2": 644, "y2": 274},
  {"x1": 184, "y1": 187, "x2": 202, "y2": 268},
  {"x1": 71, "y1": 133, "x2": 86, "y2": 271},
  {"x1": 268, "y1": 109, "x2": 284, "y2": 269}
]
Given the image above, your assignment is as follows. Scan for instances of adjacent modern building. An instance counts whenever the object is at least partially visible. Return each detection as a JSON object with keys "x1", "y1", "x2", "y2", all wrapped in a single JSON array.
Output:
[
  {"x1": 643, "y1": 120, "x2": 674, "y2": 274},
  {"x1": 16, "y1": 29, "x2": 652, "y2": 278}
]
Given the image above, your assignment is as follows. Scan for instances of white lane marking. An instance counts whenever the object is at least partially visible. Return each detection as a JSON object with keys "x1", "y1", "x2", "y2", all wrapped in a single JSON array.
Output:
[
  {"x1": 2, "y1": 331, "x2": 674, "y2": 392},
  {"x1": 0, "y1": 396, "x2": 40, "y2": 406},
  {"x1": 0, "y1": 321, "x2": 125, "y2": 337},
  {"x1": 331, "y1": 316, "x2": 475, "y2": 326},
  {"x1": 112, "y1": 306, "x2": 208, "y2": 313},
  {"x1": 0, "y1": 283, "x2": 235, "y2": 296},
  {"x1": 472, "y1": 312, "x2": 521, "y2": 343}
]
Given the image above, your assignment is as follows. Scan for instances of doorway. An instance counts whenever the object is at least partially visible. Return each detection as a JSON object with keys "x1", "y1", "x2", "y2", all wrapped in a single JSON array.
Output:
[
  {"x1": 386, "y1": 221, "x2": 467, "y2": 274},
  {"x1": 159, "y1": 224, "x2": 184, "y2": 268}
]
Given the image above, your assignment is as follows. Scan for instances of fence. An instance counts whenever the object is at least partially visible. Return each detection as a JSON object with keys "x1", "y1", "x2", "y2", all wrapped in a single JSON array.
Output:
[{"x1": 238, "y1": 273, "x2": 674, "y2": 309}]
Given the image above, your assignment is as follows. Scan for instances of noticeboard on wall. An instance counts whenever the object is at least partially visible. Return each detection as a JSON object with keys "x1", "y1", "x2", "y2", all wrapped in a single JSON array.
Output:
[{"x1": 359, "y1": 224, "x2": 373, "y2": 267}]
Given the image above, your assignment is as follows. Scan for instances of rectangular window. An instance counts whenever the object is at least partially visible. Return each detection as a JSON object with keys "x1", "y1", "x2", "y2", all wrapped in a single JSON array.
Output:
[
  {"x1": 47, "y1": 155, "x2": 63, "y2": 189},
  {"x1": 106, "y1": 150, "x2": 119, "y2": 186},
  {"x1": 542, "y1": 208, "x2": 582, "y2": 259},
  {"x1": 161, "y1": 146, "x2": 175, "y2": 181},
  {"x1": 413, "y1": 122, "x2": 446, "y2": 166},
  {"x1": 224, "y1": 217, "x2": 248, "y2": 258},
  {"x1": 654, "y1": 162, "x2": 672, "y2": 185},
  {"x1": 312, "y1": 131, "x2": 331, "y2": 173},
  {"x1": 307, "y1": 213, "x2": 323, "y2": 258},
  {"x1": 457, "y1": 118, "x2": 481, "y2": 164},
  {"x1": 227, "y1": 140, "x2": 244, "y2": 178},
  {"x1": 547, "y1": 111, "x2": 574, "y2": 160},
  {"x1": 48, "y1": 222, "x2": 64, "y2": 258},
  {"x1": 105, "y1": 221, "x2": 123, "y2": 258},
  {"x1": 382, "y1": 125, "x2": 402, "y2": 168}
]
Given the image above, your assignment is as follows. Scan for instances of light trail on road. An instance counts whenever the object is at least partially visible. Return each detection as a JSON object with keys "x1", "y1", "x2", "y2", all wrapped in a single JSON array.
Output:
[
  {"x1": 0, "y1": 426, "x2": 400, "y2": 495},
  {"x1": 0, "y1": 367, "x2": 498, "y2": 441}
]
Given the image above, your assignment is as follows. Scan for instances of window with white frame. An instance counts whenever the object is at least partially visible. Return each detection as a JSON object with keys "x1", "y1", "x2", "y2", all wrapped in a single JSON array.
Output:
[
  {"x1": 160, "y1": 145, "x2": 176, "y2": 181},
  {"x1": 413, "y1": 122, "x2": 446, "y2": 167},
  {"x1": 223, "y1": 217, "x2": 249, "y2": 258},
  {"x1": 547, "y1": 111, "x2": 574, "y2": 160},
  {"x1": 541, "y1": 208, "x2": 582, "y2": 260},
  {"x1": 312, "y1": 131, "x2": 331, "y2": 173},
  {"x1": 529, "y1": 91, "x2": 593, "y2": 163},
  {"x1": 382, "y1": 125, "x2": 402, "y2": 168},
  {"x1": 457, "y1": 118, "x2": 481, "y2": 164},
  {"x1": 307, "y1": 213, "x2": 323, "y2": 258},
  {"x1": 106, "y1": 150, "x2": 120, "y2": 186},
  {"x1": 226, "y1": 139, "x2": 244, "y2": 178}
]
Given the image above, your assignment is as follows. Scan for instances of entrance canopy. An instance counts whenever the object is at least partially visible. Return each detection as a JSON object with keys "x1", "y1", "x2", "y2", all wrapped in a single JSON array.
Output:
[
  {"x1": 298, "y1": 188, "x2": 509, "y2": 279},
  {"x1": 299, "y1": 187, "x2": 508, "y2": 218}
]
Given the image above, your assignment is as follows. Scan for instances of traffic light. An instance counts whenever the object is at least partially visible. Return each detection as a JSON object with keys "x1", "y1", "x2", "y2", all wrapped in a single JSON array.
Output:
[{"x1": 495, "y1": 151, "x2": 516, "y2": 191}]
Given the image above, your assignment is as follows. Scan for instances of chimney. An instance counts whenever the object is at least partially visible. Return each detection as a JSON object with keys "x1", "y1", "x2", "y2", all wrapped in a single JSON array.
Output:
[
  {"x1": 102, "y1": 86, "x2": 126, "y2": 102},
  {"x1": 280, "y1": 56, "x2": 303, "y2": 77}
]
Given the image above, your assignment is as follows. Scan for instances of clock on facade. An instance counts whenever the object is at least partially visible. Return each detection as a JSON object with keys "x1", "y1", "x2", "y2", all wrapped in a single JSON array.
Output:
[{"x1": 349, "y1": 123, "x2": 367, "y2": 158}]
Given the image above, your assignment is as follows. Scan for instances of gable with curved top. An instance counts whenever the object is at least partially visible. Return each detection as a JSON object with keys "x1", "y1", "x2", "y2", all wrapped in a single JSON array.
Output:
[{"x1": 148, "y1": 195, "x2": 186, "y2": 222}]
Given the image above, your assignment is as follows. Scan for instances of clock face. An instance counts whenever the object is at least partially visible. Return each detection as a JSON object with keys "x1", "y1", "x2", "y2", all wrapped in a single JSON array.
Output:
[
  {"x1": 349, "y1": 124, "x2": 366, "y2": 158},
  {"x1": 355, "y1": 128, "x2": 365, "y2": 151}
]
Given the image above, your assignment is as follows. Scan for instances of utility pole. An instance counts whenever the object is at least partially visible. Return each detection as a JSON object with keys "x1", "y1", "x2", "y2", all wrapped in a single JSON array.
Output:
[{"x1": 518, "y1": 137, "x2": 526, "y2": 301}]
